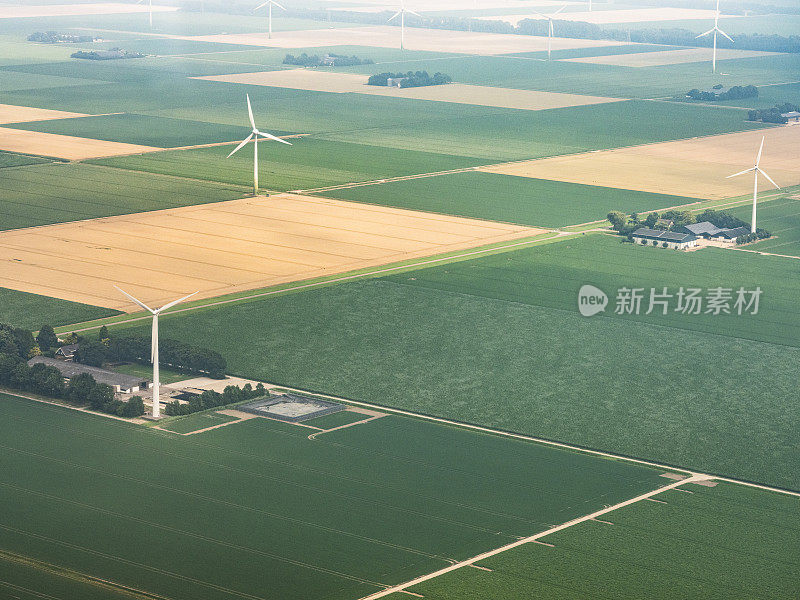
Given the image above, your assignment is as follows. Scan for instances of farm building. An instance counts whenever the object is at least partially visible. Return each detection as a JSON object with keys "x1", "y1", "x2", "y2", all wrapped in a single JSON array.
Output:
[
  {"x1": 782, "y1": 111, "x2": 800, "y2": 124},
  {"x1": 387, "y1": 77, "x2": 408, "y2": 88},
  {"x1": 631, "y1": 228, "x2": 698, "y2": 249},
  {"x1": 27, "y1": 357, "x2": 150, "y2": 394},
  {"x1": 54, "y1": 343, "x2": 78, "y2": 360},
  {"x1": 682, "y1": 222, "x2": 750, "y2": 243}
]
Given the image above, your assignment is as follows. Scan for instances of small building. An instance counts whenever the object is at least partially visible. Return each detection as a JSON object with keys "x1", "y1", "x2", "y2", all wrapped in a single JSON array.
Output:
[
  {"x1": 386, "y1": 77, "x2": 408, "y2": 88},
  {"x1": 632, "y1": 228, "x2": 698, "y2": 250},
  {"x1": 682, "y1": 222, "x2": 722, "y2": 238},
  {"x1": 322, "y1": 54, "x2": 336, "y2": 67},
  {"x1": 713, "y1": 226, "x2": 751, "y2": 241},
  {"x1": 54, "y1": 344, "x2": 79, "y2": 360},
  {"x1": 27, "y1": 357, "x2": 150, "y2": 394},
  {"x1": 782, "y1": 111, "x2": 800, "y2": 124}
]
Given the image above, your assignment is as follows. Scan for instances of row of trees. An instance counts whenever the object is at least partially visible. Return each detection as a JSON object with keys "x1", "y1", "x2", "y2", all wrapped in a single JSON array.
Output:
[
  {"x1": 28, "y1": 31, "x2": 98, "y2": 43},
  {"x1": 71, "y1": 48, "x2": 144, "y2": 61},
  {"x1": 367, "y1": 71, "x2": 452, "y2": 88},
  {"x1": 283, "y1": 52, "x2": 373, "y2": 67},
  {"x1": 164, "y1": 382, "x2": 267, "y2": 416},
  {"x1": 748, "y1": 103, "x2": 800, "y2": 124},
  {"x1": 687, "y1": 85, "x2": 758, "y2": 102},
  {"x1": 76, "y1": 330, "x2": 226, "y2": 379}
]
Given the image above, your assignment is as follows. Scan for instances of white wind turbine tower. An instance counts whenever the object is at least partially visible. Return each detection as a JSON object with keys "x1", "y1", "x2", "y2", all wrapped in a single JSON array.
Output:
[
  {"x1": 228, "y1": 94, "x2": 291, "y2": 196},
  {"x1": 696, "y1": 0, "x2": 733, "y2": 74},
  {"x1": 136, "y1": 0, "x2": 153, "y2": 28},
  {"x1": 533, "y1": 5, "x2": 568, "y2": 61},
  {"x1": 255, "y1": 0, "x2": 285, "y2": 40},
  {"x1": 388, "y1": 1, "x2": 422, "y2": 51},
  {"x1": 727, "y1": 136, "x2": 780, "y2": 233},
  {"x1": 115, "y1": 287, "x2": 198, "y2": 419}
]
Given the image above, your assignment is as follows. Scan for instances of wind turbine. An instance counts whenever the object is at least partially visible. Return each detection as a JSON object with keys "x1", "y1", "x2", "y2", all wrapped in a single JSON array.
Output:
[
  {"x1": 228, "y1": 94, "x2": 291, "y2": 196},
  {"x1": 388, "y1": 1, "x2": 421, "y2": 51},
  {"x1": 727, "y1": 137, "x2": 780, "y2": 233},
  {"x1": 254, "y1": 0, "x2": 285, "y2": 40},
  {"x1": 114, "y1": 287, "x2": 198, "y2": 419},
  {"x1": 696, "y1": 0, "x2": 733, "y2": 74},
  {"x1": 136, "y1": 0, "x2": 153, "y2": 28},
  {"x1": 533, "y1": 5, "x2": 568, "y2": 61}
]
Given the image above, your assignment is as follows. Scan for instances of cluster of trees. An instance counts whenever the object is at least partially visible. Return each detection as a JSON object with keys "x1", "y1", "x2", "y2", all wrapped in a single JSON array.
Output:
[
  {"x1": 75, "y1": 329, "x2": 226, "y2": 379},
  {"x1": 283, "y1": 52, "x2": 373, "y2": 67},
  {"x1": 28, "y1": 31, "x2": 98, "y2": 43},
  {"x1": 736, "y1": 231, "x2": 771, "y2": 244},
  {"x1": 367, "y1": 71, "x2": 452, "y2": 87},
  {"x1": 164, "y1": 382, "x2": 267, "y2": 416},
  {"x1": 0, "y1": 322, "x2": 144, "y2": 418},
  {"x1": 687, "y1": 85, "x2": 758, "y2": 102},
  {"x1": 748, "y1": 102, "x2": 799, "y2": 123},
  {"x1": 607, "y1": 209, "x2": 696, "y2": 236},
  {"x1": 71, "y1": 48, "x2": 144, "y2": 60}
]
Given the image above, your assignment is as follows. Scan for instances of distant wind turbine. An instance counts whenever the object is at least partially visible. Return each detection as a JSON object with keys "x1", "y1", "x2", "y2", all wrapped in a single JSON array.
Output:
[
  {"x1": 254, "y1": 0, "x2": 285, "y2": 40},
  {"x1": 388, "y1": 1, "x2": 422, "y2": 51},
  {"x1": 115, "y1": 287, "x2": 198, "y2": 419},
  {"x1": 533, "y1": 5, "x2": 568, "y2": 61},
  {"x1": 727, "y1": 137, "x2": 780, "y2": 233},
  {"x1": 696, "y1": 0, "x2": 733, "y2": 74},
  {"x1": 136, "y1": 0, "x2": 153, "y2": 28},
  {"x1": 228, "y1": 94, "x2": 291, "y2": 196}
]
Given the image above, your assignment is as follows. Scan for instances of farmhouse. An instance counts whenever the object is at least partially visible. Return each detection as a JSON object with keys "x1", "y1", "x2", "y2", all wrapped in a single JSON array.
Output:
[
  {"x1": 782, "y1": 111, "x2": 800, "y2": 124},
  {"x1": 682, "y1": 222, "x2": 750, "y2": 242},
  {"x1": 27, "y1": 356, "x2": 150, "y2": 394},
  {"x1": 54, "y1": 343, "x2": 78, "y2": 360},
  {"x1": 631, "y1": 227, "x2": 698, "y2": 249},
  {"x1": 387, "y1": 77, "x2": 408, "y2": 88}
]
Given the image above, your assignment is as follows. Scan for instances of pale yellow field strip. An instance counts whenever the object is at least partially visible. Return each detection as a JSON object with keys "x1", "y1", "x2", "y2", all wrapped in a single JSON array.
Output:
[
  {"x1": 0, "y1": 104, "x2": 89, "y2": 125},
  {"x1": 197, "y1": 69, "x2": 624, "y2": 111},
  {"x1": 480, "y1": 8, "x2": 734, "y2": 26},
  {"x1": 187, "y1": 26, "x2": 629, "y2": 55},
  {"x1": 563, "y1": 47, "x2": 784, "y2": 67},
  {"x1": 481, "y1": 126, "x2": 800, "y2": 200},
  {"x1": 0, "y1": 128, "x2": 161, "y2": 160},
  {"x1": 0, "y1": 194, "x2": 543, "y2": 311},
  {"x1": 325, "y1": 0, "x2": 581, "y2": 13},
  {"x1": 0, "y1": 3, "x2": 178, "y2": 19}
]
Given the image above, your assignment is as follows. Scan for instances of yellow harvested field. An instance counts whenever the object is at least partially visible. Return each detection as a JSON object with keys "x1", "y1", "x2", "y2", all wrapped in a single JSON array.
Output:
[
  {"x1": 481, "y1": 126, "x2": 800, "y2": 200},
  {"x1": 0, "y1": 194, "x2": 543, "y2": 311},
  {"x1": 197, "y1": 70, "x2": 624, "y2": 111},
  {"x1": 324, "y1": 0, "x2": 580, "y2": 13},
  {"x1": 0, "y1": 3, "x2": 178, "y2": 19},
  {"x1": 0, "y1": 128, "x2": 161, "y2": 160},
  {"x1": 0, "y1": 104, "x2": 89, "y2": 125},
  {"x1": 481, "y1": 8, "x2": 732, "y2": 26},
  {"x1": 563, "y1": 47, "x2": 783, "y2": 67},
  {"x1": 188, "y1": 26, "x2": 628, "y2": 55}
]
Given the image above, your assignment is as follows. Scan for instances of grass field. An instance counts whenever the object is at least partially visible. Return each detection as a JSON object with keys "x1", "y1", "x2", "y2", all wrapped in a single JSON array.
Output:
[
  {"x1": 401, "y1": 483, "x2": 800, "y2": 599},
  {"x1": 0, "y1": 150, "x2": 50, "y2": 168},
  {"x1": 730, "y1": 195, "x2": 800, "y2": 258},
  {"x1": 159, "y1": 411, "x2": 241, "y2": 434},
  {"x1": 317, "y1": 172, "x2": 703, "y2": 228},
  {"x1": 92, "y1": 138, "x2": 490, "y2": 191},
  {"x1": 117, "y1": 235, "x2": 800, "y2": 490},
  {"x1": 0, "y1": 287, "x2": 118, "y2": 329},
  {"x1": 111, "y1": 363, "x2": 187, "y2": 385},
  {"x1": 0, "y1": 163, "x2": 247, "y2": 230},
  {"x1": 304, "y1": 410, "x2": 375, "y2": 430},
  {"x1": 0, "y1": 394, "x2": 667, "y2": 600},
  {"x1": 7, "y1": 114, "x2": 252, "y2": 148}
]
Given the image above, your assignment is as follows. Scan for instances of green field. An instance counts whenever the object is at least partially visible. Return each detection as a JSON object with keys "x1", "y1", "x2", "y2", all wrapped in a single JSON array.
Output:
[
  {"x1": 0, "y1": 150, "x2": 51, "y2": 168},
  {"x1": 92, "y1": 138, "x2": 490, "y2": 191},
  {"x1": 111, "y1": 363, "x2": 187, "y2": 385},
  {"x1": 304, "y1": 410, "x2": 374, "y2": 430},
  {"x1": 117, "y1": 235, "x2": 800, "y2": 490},
  {"x1": 160, "y1": 411, "x2": 241, "y2": 434},
  {"x1": 0, "y1": 394, "x2": 667, "y2": 600},
  {"x1": 317, "y1": 171, "x2": 703, "y2": 227},
  {"x1": 0, "y1": 163, "x2": 247, "y2": 230},
  {"x1": 6, "y1": 114, "x2": 252, "y2": 148},
  {"x1": 729, "y1": 195, "x2": 800, "y2": 257},
  {"x1": 0, "y1": 287, "x2": 119, "y2": 329},
  {"x1": 402, "y1": 483, "x2": 800, "y2": 599}
]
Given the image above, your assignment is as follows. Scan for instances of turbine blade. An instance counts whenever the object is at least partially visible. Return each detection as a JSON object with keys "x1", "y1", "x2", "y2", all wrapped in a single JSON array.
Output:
[
  {"x1": 272, "y1": 0, "x2": 286, "y2": 9},
  {"x1": 388, "y1": 11, "x2": 401, "y2": 22},
  {"x1": 256, "y1": 130, "x2": 292, "y2": 145},
  {"x1": 531, "y1": 11, "x2": 548, "y2": 19},
  {"x1": 727, "y1": 167, "x2": 755, "y2": 178},
  {"x1": 157, "y1": 291, "x2": 199, "y2": 313},
  {"x1": 758, "y1": 169, "x2": 780, "y2": 190},
  {"x1": 696, "y1": 28, "x2": 714, "y2": 38},
  {"x1": 254, "y1": 1, "x2": 268, "y2": 9},
  {"x1": 718, "y1": 27, "x2": 733, "y2": 42},
  {"x1": 246, "y1": 94, "x2": 256, "y2": 130},
  {"x1": 227, "y1": 134, "x2": 254, "y2": 158},
  {"x1": 407, "y1": 9, "x2": 423, "y2": 17},
  {"x1": 756, "y1": 136, "x2": 764, "y2": 167},
  {"x1": 554, "y1": 4, "x2": 568, "y2": 15},
  {"x1": 115, "y1": 286, "x2": 156, "y2": 314}
]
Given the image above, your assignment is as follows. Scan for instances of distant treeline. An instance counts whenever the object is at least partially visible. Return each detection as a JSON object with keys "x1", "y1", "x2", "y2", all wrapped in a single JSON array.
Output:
[
  {"x1": 283, "y1": 52, "x2": 374, "y2": 67},
  {"x1": 29, "y1": 31, "x2": 98, "y2": 43},
  {"x1": 748, "y1": 102, "x2": 800, "y2": 123},
  {"x1": 368, "y1": 71, "x2": 452, "y2": 87},
  {"x1": 687, "y1": 85, "x2": 758, "y2": 102},
  {"x1": 72, "y1": 48, "x2": 144, "y2": 60}
]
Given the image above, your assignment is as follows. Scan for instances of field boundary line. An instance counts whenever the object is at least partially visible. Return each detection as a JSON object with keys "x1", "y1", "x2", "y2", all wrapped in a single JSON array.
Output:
[
  {"x1": 308, "y1": 414, "x2": 386, "y2": 440},
  {"x1": 266, "y1": 383, "x2": 800, "y2": 500},
  {"x1": 357, "y1": 475, "x2": 710, "y2": 600}
]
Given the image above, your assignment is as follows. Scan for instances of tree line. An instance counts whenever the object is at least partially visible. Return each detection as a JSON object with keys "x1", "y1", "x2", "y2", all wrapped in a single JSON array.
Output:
[
  {"x1": 164, "y1": 382, "x2": 267, "y2": 416},
  {"x1": 748, "y1": 102, "x2": 799, "y2": 123},
  {"x1": 687, "y1": 85, "x2": 758, "y2": 102},
  {"x1": 0, "y1": 322, "x2": 144, "y2": 418},
  {"x1": 367, "y1": 71, "x2": 452, "y2": 87},
  {"x1": 283, "y1": 52, "x2": 374, "y2": 67}
]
